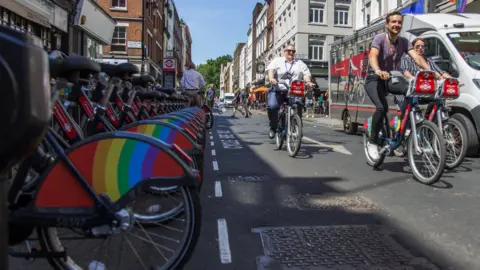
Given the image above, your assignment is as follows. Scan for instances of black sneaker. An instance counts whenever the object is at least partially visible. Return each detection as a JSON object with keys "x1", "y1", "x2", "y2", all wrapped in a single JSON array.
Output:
[{"x1": 268, "y1": 128, "x2": 275, "y2": 139}]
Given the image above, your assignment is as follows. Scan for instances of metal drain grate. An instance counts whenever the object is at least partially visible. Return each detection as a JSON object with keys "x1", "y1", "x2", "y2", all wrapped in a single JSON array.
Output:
[
  {"x1": 227, "y1": 175, "x2": 271, "y2": 182},
  {"x1": 254, "y1": 225, "x2": 438, "y2": 270}
]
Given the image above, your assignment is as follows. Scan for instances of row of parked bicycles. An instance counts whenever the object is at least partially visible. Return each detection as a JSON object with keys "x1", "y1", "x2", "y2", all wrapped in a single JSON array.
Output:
[
  {"x1": 363, "y1": 70, "x2": 466, "y2": 186},
  {"x1": 1, "y1": 26, "x2": 211, "y2": 269}
]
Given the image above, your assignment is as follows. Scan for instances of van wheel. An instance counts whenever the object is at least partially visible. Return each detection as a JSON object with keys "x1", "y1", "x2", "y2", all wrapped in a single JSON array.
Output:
[
  {"x1": 343, "y1": 111, "x2": 358, "y2": 135},
  {"x1": 451, "y1": 113, "x2": 479, "y2": 157}
]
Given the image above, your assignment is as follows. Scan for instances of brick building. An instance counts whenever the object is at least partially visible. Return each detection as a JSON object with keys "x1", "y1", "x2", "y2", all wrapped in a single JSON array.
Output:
[
  {"x1": 173, "y1": 7, "x2": 183, "y2": 79},
  {"x1": 98, "y1": 0, "x2": 165, "y2": 79},
  {"x1": 182, "y1": 22, "x2": 192, "y2": 69}
]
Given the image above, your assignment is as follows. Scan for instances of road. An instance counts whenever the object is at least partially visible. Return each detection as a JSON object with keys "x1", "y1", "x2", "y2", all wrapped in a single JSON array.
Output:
[
  {"x1": 8, "y1": 109, "x2": 480, "y2": 269},
  {"x1": 185, "y1": 109, "x2": 480, "y2": 270}
]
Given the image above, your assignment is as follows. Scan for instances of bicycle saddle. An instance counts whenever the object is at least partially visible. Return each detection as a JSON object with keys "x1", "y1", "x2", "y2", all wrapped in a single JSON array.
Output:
[
  {"x1": 155, "y1": 86, "x2": 175, "y2": 95},
  {"x1": 50, "y1": 56, "x2": 100, "y2": 78},
  {"x1": 131, "y1": 74, "x2": 155, "y2": 87},
  {"x1": 100, "y1": 63, "x2": 139, "y2": 79}
]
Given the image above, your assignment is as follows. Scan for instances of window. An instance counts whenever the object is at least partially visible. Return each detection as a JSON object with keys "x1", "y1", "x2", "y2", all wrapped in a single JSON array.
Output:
[
  {"x1": 111, "y1": 26, "x2": 127, "y2": 51},
  {"x1": 41, "y1": 28, "x2": 51, "y2": 51},
  {"x1": 309, "y1": 41, "x2": 324, "y2": 61},
  {"x1": 335, "y1": 8, "x2": 349, "y2": 26},
  {"x1": 309, "y1": 4, "x2": 325, "y2": 24},
  {"x1": 111, "y1": 0, "x2": 126, "y2": 9}
]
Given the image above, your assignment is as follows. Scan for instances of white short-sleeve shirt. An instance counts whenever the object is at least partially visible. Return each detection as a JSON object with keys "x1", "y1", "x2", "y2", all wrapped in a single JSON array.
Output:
[{"x1": 266, "y1": 57, "x2": 311, "y2": 91}]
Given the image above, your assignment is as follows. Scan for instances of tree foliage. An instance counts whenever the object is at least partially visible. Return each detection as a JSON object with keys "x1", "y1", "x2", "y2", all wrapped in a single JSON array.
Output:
[{"x1": 197, "y1": 54, "x2": 232, "y2": 96}]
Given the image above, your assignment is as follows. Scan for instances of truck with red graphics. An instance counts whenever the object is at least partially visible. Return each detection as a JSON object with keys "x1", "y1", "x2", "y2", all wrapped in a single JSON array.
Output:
[{"x1": 328, "y1": 13, "x2": 480, "y2": 156}]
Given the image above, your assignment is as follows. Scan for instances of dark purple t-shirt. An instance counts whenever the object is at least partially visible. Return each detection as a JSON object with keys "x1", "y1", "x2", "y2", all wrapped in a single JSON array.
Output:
[{"x1": 371, "y1": 33, "x2": 413, "y2": 72}]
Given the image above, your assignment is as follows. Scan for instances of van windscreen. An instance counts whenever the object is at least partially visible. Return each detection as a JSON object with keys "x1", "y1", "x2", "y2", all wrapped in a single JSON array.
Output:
[{"x1": 447, "y1": 32, "x2": 480, "y2": 70}]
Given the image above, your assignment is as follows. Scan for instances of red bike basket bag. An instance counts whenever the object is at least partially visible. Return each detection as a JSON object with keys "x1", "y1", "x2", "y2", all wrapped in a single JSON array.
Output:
[
  {"x1": 289, "y1": 81, "x2": 305, "y2": 96},
  {"x1": 443, "y1": 78, "x2": 460, "y2": 99},
  {"x1": 413, "y1": 71, "x2": 436, "y2": 97}
]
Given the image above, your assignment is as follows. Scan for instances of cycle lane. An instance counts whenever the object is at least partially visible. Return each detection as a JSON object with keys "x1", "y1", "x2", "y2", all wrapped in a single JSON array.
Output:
[{"x1": 186, "y1": 113, "x2": 469, "y2": 269}]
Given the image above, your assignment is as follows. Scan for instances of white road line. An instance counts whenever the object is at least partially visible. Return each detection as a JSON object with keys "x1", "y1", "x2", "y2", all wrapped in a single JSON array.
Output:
[
  {"x1": 215, "y1": 181, "x2": 223, "y2": 197},
  {"x1": 217, "y1": 218, "x2": 232, "y2": 264},
  {"x1": 210, "y1": 135, "x2": 213, "y2": 140},
  {"x1": 213, "y1": 160, "x2": 219, "y2": 171},
  {"x1": 303, "y1": 136, "x2": 352, "y2": 155},
  {"x1": 211, "y1": 141, "x2": 214, "y2": 146},
  {"x1": 212, "y1": 149, "x2": 216, "y2": 156}
]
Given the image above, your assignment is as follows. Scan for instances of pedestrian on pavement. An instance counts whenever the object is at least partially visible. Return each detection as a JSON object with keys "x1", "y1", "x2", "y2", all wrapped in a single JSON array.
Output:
[
  {"x1": 205, "y1": 84, "x2": 216, "y2": 108},
  {"x1": 231, "y1": 90, "x2": 244, "y2": 118},
  {"x1": 266, "y1": 44, "x2": 315, "y2": 139},
  {"x1": 181, "y1": 63, "x2": 206, "y2": 107}
]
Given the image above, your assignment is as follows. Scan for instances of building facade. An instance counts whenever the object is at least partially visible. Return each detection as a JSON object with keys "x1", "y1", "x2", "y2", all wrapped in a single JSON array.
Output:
[
  {"x1": 0, "y1": 0, "x2": 112, "y2": 57},
  {"x1": 254, "y1": 3, "x2": 268, "y2": 84},
  {"x1": 182, "y1": 22, "x2": 192, "y2": 68},
  {"x1": 220, "y1": 62, "x2": 233, "y2": 95},
  {"x1": 239, "y1": 44, "x2": 247, "y2": 90},
  {"x1": 245, "y1": 24, "x2": 253, "y2": 88},
  {"x1": 250, "y1": 2, "x2": 264, "y2": 86},
  {"x1": 232, "y1": 42, "x2": 246, "y2": 91},
  {"x1": 98, "y1": 0, "x2": 164, "y2": 78},
  {"x1": 272, "y1": 0, "x2": 354, "y2": 89}
]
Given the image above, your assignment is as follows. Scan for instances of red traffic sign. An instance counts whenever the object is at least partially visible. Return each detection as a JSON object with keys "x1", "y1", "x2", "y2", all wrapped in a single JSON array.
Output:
[{"x1": 163, "y1": 59, "x2": 176, "y2": 71}]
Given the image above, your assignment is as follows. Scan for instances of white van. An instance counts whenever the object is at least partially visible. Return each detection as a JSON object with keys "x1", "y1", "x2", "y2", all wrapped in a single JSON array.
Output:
[
  {"x1": 224, "y1": 93, "x2": 235, "y2": 108},
  {"x1": 401, "y1": 13, "x2": 480, "y2": 155}
]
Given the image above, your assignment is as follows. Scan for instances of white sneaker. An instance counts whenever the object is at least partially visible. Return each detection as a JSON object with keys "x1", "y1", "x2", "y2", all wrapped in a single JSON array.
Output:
[{"x1": 367, "y1": 142, "x2": 380, "y2": 160}]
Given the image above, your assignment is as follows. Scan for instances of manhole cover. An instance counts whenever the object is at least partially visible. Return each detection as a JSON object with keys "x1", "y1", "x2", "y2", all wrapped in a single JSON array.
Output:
[
  {"x1": 227, "y1": 175, "x2": 271, "y2": 182},
  {"x1": 253, "y1": 225, "x2": 438, "y2": 270},
  {"x1": 291, "y1": 193, "x2": 380, "y2": 212}
]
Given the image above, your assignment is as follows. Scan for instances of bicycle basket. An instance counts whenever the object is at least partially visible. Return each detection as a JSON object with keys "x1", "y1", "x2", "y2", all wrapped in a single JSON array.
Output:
[
  {"x1": 407, "y1": 71, "x2": 436, "y2": 98},
  {"x1": 441, "y1": 78, "x2": 460, "y2": 100},
  {"x1": 387, "y1": 71, "x2": 409, "y2": 95},
  {"x1": 289, "y1": 80, "x2": 305, "y2": 96}
]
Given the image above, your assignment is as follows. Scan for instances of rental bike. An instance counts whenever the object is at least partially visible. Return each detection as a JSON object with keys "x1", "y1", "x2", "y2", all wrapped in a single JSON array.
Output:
[
  {"x1": 363, "y1": 71, "x2": 447, "y2": 185},
  {"x1": 275, "y1": 80, "x2": 305, "y2": 157},
  {"x1": 7, "y1": 54, "x2": 208, "y2": 269}
]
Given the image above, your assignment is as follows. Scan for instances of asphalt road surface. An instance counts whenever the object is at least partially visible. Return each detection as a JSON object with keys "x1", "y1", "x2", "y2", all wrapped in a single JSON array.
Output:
[
  {"x1": 185, "y1": 109, "x2": 480, "y2": 270},
  {"x1": 9, "y1": 109, "x2": 480, "y2": 269}
]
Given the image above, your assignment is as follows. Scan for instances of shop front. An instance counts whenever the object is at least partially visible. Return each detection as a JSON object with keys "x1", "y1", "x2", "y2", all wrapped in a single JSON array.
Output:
[
  {"x1": 1, "y1": 0, "x2": 52, "y2": 50},
  {"x1": 72, "y1": 0, "x2": 115, "y2": 58}
]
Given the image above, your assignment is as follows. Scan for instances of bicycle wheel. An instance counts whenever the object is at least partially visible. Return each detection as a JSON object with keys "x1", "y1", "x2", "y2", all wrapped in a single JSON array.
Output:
[
  {"x1": 204, "y1": 107, "x2": 214, "y2": 130},
  {"x1": 408, "y1": 120, "x2": 446, "y2": 185},
  {"x1": 286, "y1": 114, "x2": 303, "y2": 157},
  {"x1": 275, "y1": 116, "x2": 284, "y2": 150},
  {"x1": 443, "y1": 117, "x2": 468, "y2": 170},
  {"x1": 356, "y1": 82, "x2": 366, "y2": 104},
  {"x1": 363, "y1": 124, "x2": 387, "y2": 168},
  {"x1": 38, "y1": 186, "x2": 201, "y2": 270}
]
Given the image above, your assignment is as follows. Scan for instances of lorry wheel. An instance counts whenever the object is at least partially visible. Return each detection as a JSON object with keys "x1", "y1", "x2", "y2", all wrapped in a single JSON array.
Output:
[
  {"x1": 343, "y1": 111, "x2": 358, "y2": 135},
  {"x1": 451, "y1": 113, "x2": 479, "y2": 157}
]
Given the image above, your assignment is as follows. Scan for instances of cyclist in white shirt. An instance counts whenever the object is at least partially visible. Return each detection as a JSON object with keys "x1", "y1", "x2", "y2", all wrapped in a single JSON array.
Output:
[{"x1": 266, "y1": 44, "x2": 315, "y2": 138}]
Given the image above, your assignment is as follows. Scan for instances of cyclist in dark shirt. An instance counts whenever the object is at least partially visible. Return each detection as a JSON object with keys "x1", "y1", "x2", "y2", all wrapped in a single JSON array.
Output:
[{"x1": 365, "y1": 11, "x2": 431, "y2": 160}]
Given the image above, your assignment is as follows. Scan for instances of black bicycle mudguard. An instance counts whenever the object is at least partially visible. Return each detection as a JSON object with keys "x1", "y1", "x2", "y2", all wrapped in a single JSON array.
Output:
[{"x1": 32, "y1": 131, "x2": 200, "y2": 212}]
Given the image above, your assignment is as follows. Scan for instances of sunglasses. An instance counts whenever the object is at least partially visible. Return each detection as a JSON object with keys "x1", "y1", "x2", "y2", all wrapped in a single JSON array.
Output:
[
  {"x1": 415, "y1": 45, "x2": 425, "y2": 49},
  {"x1": 285, "y1": 49, "x2": 296, "y2": 53}
]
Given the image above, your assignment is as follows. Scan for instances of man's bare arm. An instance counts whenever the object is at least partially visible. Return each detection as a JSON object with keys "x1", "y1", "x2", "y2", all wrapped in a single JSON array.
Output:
[
  {"x1": 408, "y1": 50, "x2": 431, "y2": 70},
  {"x1": 369, "y1": 48, "x2": 381, "y2": 72}
]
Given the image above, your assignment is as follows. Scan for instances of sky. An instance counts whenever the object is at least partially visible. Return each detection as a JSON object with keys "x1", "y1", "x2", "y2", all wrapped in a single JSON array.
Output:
[{"x1": 174, "y1": 0, "x2": 263, "y2": 65}]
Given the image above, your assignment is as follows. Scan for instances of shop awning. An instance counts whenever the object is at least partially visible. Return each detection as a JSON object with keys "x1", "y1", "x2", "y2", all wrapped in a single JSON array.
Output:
[{"x1": 252, "y1": 86, "x2": 268, "y2": 93}]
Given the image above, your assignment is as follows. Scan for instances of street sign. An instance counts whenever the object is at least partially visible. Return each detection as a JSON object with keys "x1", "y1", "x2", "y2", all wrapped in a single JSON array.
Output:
[{"x1": 163, "y1": 58, "x2": 176, "y2": 72}]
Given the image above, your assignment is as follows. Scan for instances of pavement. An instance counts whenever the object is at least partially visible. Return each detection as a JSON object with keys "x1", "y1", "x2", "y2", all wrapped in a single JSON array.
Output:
[
  {"x1": 185, "y1": 109, "x2": 480, "y2": 270},
  {"x1": 253, "y1": 109, "x2": 344, "y2": 129},
  {"x1": 8, "y1": 109, "x2": 480, "y2": 269}
]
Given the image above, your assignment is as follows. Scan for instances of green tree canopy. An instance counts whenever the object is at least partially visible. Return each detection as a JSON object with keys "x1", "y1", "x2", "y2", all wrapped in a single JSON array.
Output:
[{"x1": 197, "y1": 54, "x2": 232, "y2": 96}]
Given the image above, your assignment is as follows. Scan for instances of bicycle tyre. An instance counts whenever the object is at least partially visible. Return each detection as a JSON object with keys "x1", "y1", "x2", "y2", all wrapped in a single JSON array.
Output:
[
  {"x1": 38, "y1": 186, "x2": 202, "y2": 270},
  {"x1": 287, "y1": 114, "x2": 302, "y2": 157},
  {"x1": 407, "y1": 120, "x2": 446, "y2": 185},
  {"x1": 363, "y1": 125, "x2": 387, "y2": 168},
  {"x1": 205, "y1": 109, "x2": 214, "y2": 130},
  {"x1": 443, "y1": 117, "x2": 468, "y2": 170},
  {"x1": 0, "y1": 182, "x2": 8, "y2": 270}
]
